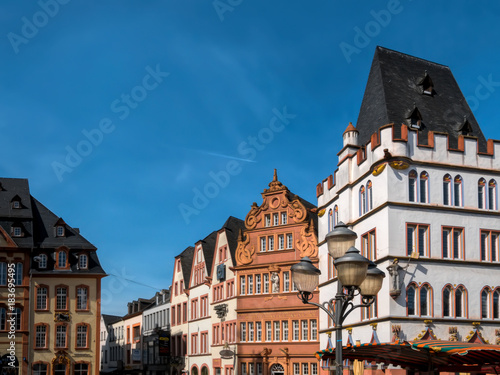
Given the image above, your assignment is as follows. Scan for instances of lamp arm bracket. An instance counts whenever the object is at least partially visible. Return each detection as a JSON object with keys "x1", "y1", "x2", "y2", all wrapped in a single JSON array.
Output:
[{"x1": 339, "y1": 298, "x2": 375, "y2": 326}]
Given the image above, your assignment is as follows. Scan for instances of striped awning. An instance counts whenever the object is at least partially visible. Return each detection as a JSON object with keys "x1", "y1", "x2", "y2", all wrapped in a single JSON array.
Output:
[{"x1": 315, "y1": 340, "x2": 500, "y2": 373}]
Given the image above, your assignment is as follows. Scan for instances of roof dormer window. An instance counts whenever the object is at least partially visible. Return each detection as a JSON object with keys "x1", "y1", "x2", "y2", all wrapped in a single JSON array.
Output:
[
  {"x1": 11, "y1": 195, "x2": 22, "y2": 209},
  {"x1": 12, "y1": 226, "x2": 22, "y2": 237},
  {"x1": 459, "y1": 118, "x2": 473, "y2": 136},
  {"x1": 418, "y1": 72, "x2": 434, "y2": 96},
  {"x1": 407, "y1": 107, "x2": 423, "y2": 130},
  {"x1": 56, "y1": 226, "x2": 65, "y2": 237}
]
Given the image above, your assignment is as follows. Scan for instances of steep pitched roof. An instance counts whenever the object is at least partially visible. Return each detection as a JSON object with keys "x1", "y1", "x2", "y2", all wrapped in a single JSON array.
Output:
[
  {"x1": 221, "y1": 216, "x2": 245, "y2": 262},
  {"x1": 103, "y1": 314, "x2": 122, "y2": 325},
  {"x1": 356, "y1": 46, "x2": 487, "y2": 150},
  {"x1": 178, "y1": 246, "x2": 194, "y2": 287},
  {"x1": 198, "y1": 230, "x2": 217, "y2": 277}
]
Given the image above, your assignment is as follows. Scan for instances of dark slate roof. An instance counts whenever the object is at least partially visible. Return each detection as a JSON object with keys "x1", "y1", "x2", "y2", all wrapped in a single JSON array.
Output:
[
  {"x1": 103, "y1": 314, "x2": 122, "y2": 326},
  {"x1": 356, "y1": 46, "x2": 487, "y2": 151},
  {"x1": 31, "y1": 197, "x2": 96, "y2": 250},
  {"x1": 0, "y1": 177, "x2": 105, "y2": 275},
  {"x1": 221, "y1": 216, "x2": 245, "y2": 264},
  {"x1": 178, "y1": 246, "x2": 194, "y2": 288},
  {"x1": 199, "y1": 230, "x2": 217, "y2": 278}
]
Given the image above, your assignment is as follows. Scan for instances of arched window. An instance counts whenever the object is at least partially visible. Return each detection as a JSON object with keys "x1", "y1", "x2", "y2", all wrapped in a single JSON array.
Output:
[
  {"x1": 420, "y1": 284, "x2": 431, "y2": 316},
  {"x1": 407, "y1": 284, "x2": 416, "y2": 316},
  {"x1": 481, "y1": 288, "x2": 491, "y2": 319},
  {"x1": 442, "y1": 285, "x2": 452, "y2": 317},
  {"x1": 443, "y1": 174, "x2": 452, "y2": 205},
  {"x1": 455, "y1": 286, "x2": 466, "y2": 318},
  {"x1": 359, "y1": 186, "x2": 366, "y2": 215},
  {"x1": 478, "y1": 178, "x2": 486, "y2": 209},
  {"x1": 328, "y1": 209, "x2": 333, "y2": 232},
  {"x1": 494, "y1": 289, "x2": 500, "y2": 319},
  {"x1": 334, "y1": 205, "x2": 339, "y2": 226},
  {"x1": 419, "y1": 172, "x2": 429, "y2": 203},
  {"x1": 489, "y1": 180, "x2": 497, "y2": 210},
  {"x1": 58, "y1": 251, "x2": 67, "y2": 268},
  {"x1": 201, "y1": 367, "x2": 209, "y2": 375},
  {"x1": 409, "y1": 170, "x2": 417, "y2": 202},
  {"x1": 454, "y1": 175, "x2": 463, "y2": 207},
  {"x1": 367, "y1": 181, "x2": 373, "y2": 210}
]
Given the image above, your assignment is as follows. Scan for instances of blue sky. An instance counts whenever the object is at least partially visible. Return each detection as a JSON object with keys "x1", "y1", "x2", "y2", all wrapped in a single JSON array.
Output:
[{"x1": 2, "y1": 1, "x2": 500, "y2": 315}]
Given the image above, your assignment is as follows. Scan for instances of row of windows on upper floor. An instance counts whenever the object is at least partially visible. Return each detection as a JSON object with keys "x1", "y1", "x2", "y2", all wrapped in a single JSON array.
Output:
[
  {"x1": 336, "y1": 173, "x2": 500, "y2": 225},
  {"x1": 408, "y1": 172, "x2": 499, "y2": 209},
  {"x1": 8, "y1": 223, "x2": 66, "y2": 237},
  {"x1": 0, "y1": 253, "x2": 89, "y2": 277},
  {"x1": 329, "y1": 225, "x2": 500, "y2": 262},
  {"x1": 264, "y1": 212, "x2": 288, "y2": 227},
  {"x1": 34, "y1": 322, "x2": 90, "y2": 349},
  {"x1": 35, "y1": 285, "x2": 90, "y2": 311},
  {"x1": 259, "y1": 233, "x2": 294, "y2": 252},
  {"x1": 406, "y1": 283, "x2": 500, "y2": 319}
]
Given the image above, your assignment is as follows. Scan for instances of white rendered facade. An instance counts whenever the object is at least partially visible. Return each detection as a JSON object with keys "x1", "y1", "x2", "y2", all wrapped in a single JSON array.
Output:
[{"x1": 317, "y1": 123, "x2": 500, "y2": 350}]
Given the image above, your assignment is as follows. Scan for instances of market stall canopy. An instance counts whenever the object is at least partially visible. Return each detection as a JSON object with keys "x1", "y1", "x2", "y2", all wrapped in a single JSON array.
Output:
[{"x1": 316, "y1": 340, "x2": 500, "y2": 373}]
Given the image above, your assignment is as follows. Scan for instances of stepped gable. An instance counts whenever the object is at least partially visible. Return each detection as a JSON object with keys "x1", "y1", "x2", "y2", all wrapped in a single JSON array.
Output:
[{"x1": 356, "y1": 46, "x2": 487, "y2": 151}]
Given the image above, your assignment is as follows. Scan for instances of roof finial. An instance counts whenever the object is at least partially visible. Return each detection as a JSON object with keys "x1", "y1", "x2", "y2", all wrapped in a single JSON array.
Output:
[{"x1": 273, "y1": 168, "x2": 278, "y2": 182}]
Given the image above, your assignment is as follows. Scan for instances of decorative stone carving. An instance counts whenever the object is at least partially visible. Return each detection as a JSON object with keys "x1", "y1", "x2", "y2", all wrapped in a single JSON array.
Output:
[
  {"x1": 449, "y1": 327, "x2": 458, "y2": 341},
  {"x1": 296, "y1": 219, "x2": 318, "y2": 258},
  {"x1": 271, "y1": 272, "x2": 280, "y2": 293},
  {"x1": 235, "y1": 230, "x2": 254, "y2": 265},
  {"x1": 391, "y1": 325, "x2": 401, "y2": 342}
]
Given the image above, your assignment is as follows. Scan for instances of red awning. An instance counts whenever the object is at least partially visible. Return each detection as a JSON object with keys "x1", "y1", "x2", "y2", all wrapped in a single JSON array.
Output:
[{"x1": 316, "y1": 340, "x2": 500, "y2": 373}]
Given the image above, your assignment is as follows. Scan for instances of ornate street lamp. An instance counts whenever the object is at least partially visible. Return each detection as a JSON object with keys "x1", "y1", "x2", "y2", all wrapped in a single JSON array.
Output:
[{"x1": 291, "y1": 222, "x2": 385, "y2": 375}]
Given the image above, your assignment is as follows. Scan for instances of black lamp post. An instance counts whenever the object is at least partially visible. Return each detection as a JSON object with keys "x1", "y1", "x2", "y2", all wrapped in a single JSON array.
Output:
[{"x1": 291, "y1": 222, "x2": 385, "y2": 375}]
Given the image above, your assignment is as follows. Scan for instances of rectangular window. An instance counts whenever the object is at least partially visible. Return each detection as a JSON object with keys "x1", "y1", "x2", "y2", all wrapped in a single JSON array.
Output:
[
  {"x1": 255, "y1": 275, "x2": 261, "y2": 294},
  {"x1": 265, "y1": 321, "x2": 272, "y2": 341},
  {"x1": 283, "y1": 272, "x2": 290, "y2": 292},
  {"x1": 76, "y1": 325, "x2": 88, "y2": 348},
  {"x1": 247, "y1": 275, "x2": 253, "y2": 295},
  {"x1": 481, "y1": 230, "x2": 500, "y2": 261},
  {"x1": 311, "y1": 320, "x2": 317, "y2": 340},
  {"x1": 248, "y1": 363, "x2": 254, "y2": 375},
  {"x1": 36, "y1": 287, "x2": 48, "y2": 310},
  {"x1": 265, "y1": 215, "x2": 271, "y2": 227},
  {"x1": 240, "y1": 276, "x2": 246, "y2": 295},
  {"x1": 281, "y1": 212, "x2": 287, "y2": 225},
  {"x1": 361, "y1": 229, "x2": 376, "y2": 260},
  {"x1": 301, "y1": 320, "x2": 308, "y2": 341},
  {"x1": 278, "y1": 234, "x2": 285, "y2": 250},
  {"x1": 256, "y1": 322, "x2": 262, "y2": 341},
  {"x1": 260, "y1": 237, "x2": 266, "y2": 252},
  {"x1": 302, "y1": 364, "x2": 309, "y2": 375},
  {"x1": 274, "y1": 321, "x2": 280, "y2": 341},
  {"x1": 293, "y1": 364, "x2": 300, "y2": 375},
  {"x1": 273, "y1": 213, "x2": 279, "y2": 226},
  {"x1": 241, "y1": 364, "x2": 247, "y2": 375},
  {"x1": 311, "y1": 363, "x2": 318, "y2": 375},
  {"x1": 292, "y1": 320, "x2": 299, "y2": 341},
  {"x1": 286, "y1": 234, "x2": 293, "y2": 249},
  {"x1": 257, "y1": 363, "x2": 263, "y2": 375},
  {"x1": 240, "y1": 323, "x2": 246, "y2": 342},
  {"x1": 248, "y1": 322, "x2": 254, "y2": 341},
  {"x1": 35, "y1": 325, "x2": 47, "y2": 348},
  {"x1": 407, "y1": 224, "x2": 429, "y2": 257},
  {"x1": 282, "y1": 321, "x2": 289, "y2": 341},
  {"x1": 268, "y1": 236, "x2": 274, "y2": 251},
  {"x1": 56, "y1": 325, "x2": 67, "y2": 348},
  {"x1": 442, "y1": 227, "x2": 464, "y2": 259},
  {"x1": 263, "y1": 274, "x2": 269, "y2": 293},
  {"x1": 76, "y1": 287, "x2": 88, "y2": 310},
  {"x1": 56, "y1": 287, "x2": 68, "y2": 310}
]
